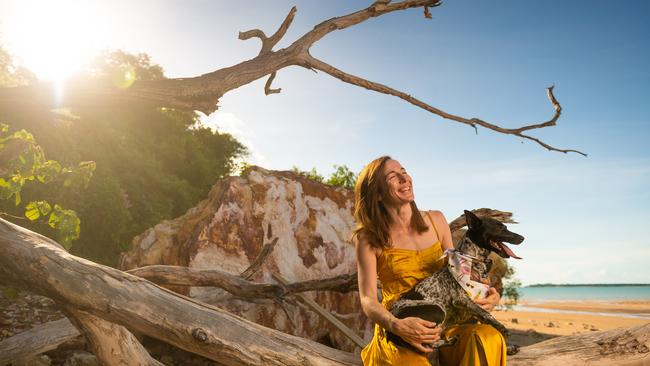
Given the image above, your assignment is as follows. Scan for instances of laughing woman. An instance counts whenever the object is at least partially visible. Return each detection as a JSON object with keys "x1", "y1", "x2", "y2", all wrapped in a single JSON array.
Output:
[{"x1": 354, "y1": 156, "x2": 506, "y2": 365}]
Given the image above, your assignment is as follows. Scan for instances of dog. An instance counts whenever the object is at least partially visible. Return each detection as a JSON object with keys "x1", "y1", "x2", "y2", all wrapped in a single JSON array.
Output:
[{"x1": 387, "y1": 210, "x2": 524, "y2": 363}]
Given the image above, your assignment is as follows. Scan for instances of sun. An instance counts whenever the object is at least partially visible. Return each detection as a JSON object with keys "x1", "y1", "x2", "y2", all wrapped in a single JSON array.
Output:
[{"x1": 2, "y1": 0, "x2": 110, "y2": 82}]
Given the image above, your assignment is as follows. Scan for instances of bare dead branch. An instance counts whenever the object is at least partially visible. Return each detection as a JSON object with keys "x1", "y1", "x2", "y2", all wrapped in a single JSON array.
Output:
[
  {"x1": 0, "y1": 0, "x2": 583, "y2": 155},
  {"x1": 264, "y1": 6, "x2": 298, "y2": 55},
  {"x1": 448, "y1": 208, "x2": 517, "y2": 233},
  {"x1": 424, "y1": 4, "x2": 432, "y2": 18},
  {"x1": 264, "y1": 72, "x2": 281, "y2": 95},
  {"x1": 305, "y1": 55, "x2": 586, "y2": 156},
  {"x1": 241, "y1": 237, "x2": 279, "y2": 279},
  {"x1": 127, "y1": 265, "x2": 286, "y2": 299},
  {"x1": 127, "y1": 265, "x2": 358, "y2": 298},
  {"x1": 239, "y1": 6, "x2": 297, "y2": 95}
]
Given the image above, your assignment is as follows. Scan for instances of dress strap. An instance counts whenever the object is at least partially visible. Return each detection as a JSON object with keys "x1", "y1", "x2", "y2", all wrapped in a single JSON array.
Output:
[{"x1": 425, "y1": 211, "x2": 440, "y2": 240}]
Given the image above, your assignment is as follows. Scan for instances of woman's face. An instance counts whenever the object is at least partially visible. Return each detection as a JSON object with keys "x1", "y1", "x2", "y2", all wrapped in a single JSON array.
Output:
[{"x1": 381, "y1": 159, "x2": 414, "y2": 205}]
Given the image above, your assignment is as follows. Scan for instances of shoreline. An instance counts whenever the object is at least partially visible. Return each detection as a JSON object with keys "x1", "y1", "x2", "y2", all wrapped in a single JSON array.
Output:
[{"x1": 494, "y1": 299, "x2": 650, "y2": 339}]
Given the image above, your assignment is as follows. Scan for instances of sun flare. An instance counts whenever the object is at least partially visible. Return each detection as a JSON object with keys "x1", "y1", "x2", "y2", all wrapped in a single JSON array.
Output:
[{"x1": 2, "y1": 0, "x2": 110, "y2": 82}]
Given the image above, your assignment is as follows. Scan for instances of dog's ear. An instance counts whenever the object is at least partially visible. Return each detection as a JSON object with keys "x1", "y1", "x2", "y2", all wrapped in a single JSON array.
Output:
[{"x1": 464, "y1": 210, "x2": 482, "y2": 230}]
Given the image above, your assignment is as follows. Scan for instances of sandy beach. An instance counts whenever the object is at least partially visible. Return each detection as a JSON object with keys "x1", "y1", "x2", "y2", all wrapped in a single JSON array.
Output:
[{"x1": 493, "y1": 300, "x2": 650, "y2": 346}]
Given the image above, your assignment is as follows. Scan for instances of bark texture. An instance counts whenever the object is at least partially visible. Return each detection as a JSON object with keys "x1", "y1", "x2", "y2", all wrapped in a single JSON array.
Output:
[
  {"x1": 509, "y1": 323, "x2": 650, "y2": 366},
  {"x1": 0, "y1": 218, "x2": 360, "y2": 366}
]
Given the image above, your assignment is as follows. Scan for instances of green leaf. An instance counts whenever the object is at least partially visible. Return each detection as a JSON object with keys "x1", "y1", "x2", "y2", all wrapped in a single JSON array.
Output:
[
  {"x1": 0, "y1": 178, "x2": 11, "y2": 200},
  {"x1": 48, "y1": 205, "x2": 80, "y2": 250},
  {"x1": 35, "y1": 160, "x2": 62, "y2": 183},
  {"x1": 48, "y1": 204, "x2": 63, "y2": 229},
  {"x1": 25, "y1": 202, "x2": 40, "y2": 220},
  {"x1": 24, "y1": 200, "x2": 52, "y2": 221}
]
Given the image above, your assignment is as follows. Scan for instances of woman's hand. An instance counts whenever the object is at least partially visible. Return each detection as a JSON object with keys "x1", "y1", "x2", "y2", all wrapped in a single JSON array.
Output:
[
  {"x1": 390, "y1": 317, "x2": 442, "y2": 353},
  {"x1": 474, "y1": 287, "x2": 500, "y2": 312}
]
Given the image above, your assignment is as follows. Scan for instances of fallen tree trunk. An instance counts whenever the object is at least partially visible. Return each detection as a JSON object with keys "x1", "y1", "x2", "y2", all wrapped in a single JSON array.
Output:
[
  {"x1": 0, "y1": 318, "x2": 81, "y2": 365},
  {"x1": 66, "y1": 309, "x2": 164, "y2": 366},
  {"x1": 0, "y1": 218, "x2": 360, "y2": 366},
  {"x1": 509, "y1": 323, "x2": 650, "y2": 366}
]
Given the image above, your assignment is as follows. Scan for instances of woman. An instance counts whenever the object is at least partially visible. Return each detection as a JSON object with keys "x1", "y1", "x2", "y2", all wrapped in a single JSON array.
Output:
[{"x1": 354, "y1": 156, "x2": 506, "y2": 365}]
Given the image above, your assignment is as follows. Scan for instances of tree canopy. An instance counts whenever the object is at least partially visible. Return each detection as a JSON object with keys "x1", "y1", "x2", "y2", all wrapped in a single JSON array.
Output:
[{"x1": 0, "y1": 47, "x2": 246, "y2": 265}]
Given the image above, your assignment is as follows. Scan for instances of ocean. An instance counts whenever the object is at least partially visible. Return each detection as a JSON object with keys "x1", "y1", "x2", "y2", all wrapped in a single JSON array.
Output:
[{"x1": 517, "y1": 285, "x2": 650, "y2": 301}]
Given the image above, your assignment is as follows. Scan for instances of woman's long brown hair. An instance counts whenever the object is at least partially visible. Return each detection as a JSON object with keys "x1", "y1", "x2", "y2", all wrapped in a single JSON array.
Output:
[{"x1": 352, "y1": 156, "x2": 429, "y2": 250}]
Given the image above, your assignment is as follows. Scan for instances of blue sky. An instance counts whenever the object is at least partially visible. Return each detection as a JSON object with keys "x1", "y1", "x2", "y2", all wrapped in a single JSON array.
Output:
[{"x1": 1, "y1": 0, "x2": 648, "y2": 285}]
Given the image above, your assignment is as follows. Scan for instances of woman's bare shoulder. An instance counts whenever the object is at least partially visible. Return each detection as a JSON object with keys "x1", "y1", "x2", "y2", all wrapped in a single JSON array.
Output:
[
  {"x1": 355, "y1": 231, "x2": 382, "y2": 257},
  {"x1": 426, "y1": 209, "x2": 448, "y2": 222}
]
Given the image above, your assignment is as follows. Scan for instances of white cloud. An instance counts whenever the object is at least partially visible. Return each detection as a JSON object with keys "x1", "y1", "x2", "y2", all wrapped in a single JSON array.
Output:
[{"x1": 200, "y1": 111, "x2": 270, "y2": 168}]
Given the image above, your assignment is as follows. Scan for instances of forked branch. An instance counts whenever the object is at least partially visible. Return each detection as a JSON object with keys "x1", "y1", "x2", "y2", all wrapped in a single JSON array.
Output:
[{"x1": 0, "y1": 0, "x2": 584, "y2": 155}]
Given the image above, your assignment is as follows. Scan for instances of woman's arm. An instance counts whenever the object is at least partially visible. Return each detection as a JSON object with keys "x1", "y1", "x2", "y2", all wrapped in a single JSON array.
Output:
[{"x1": 356, "y1": 234, "x2": 441, "y2": 352}]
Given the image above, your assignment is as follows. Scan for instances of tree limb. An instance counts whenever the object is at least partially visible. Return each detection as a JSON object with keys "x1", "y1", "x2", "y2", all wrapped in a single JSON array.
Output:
[
  {"x1": 0, "y1": 0, "x2": 583, "y2": 155},
  {"x1": 0, "y1": 218, "x2": 359, "y2": 365},
  {"x1": 240, "y1": 237, "x2": 279, "y2": 280},
  {"x1": 127, "y1": 265, "x2": 358, "y2": 298},
  {"x1": 0, "y1": 318, "x2": 82, "y2": 365},
  {"x1": 66, "y1": 309, "x2": 164, "y2": 366}
]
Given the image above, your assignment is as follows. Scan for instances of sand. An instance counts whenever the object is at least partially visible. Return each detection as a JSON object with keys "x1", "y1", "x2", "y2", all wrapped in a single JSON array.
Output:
[{"x1": 492, "y1": 300, "x2": 650, "y2": 346}]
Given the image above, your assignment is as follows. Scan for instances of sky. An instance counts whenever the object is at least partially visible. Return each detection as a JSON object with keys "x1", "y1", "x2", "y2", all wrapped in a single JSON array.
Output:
[{"x1": 0, "y1": 0, "x2": 648, "y2": 286}]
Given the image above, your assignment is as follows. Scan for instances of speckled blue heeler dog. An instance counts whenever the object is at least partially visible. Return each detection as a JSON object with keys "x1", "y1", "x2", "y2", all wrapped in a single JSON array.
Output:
[{"x1": 387, "y1": 210, "x2": 524, "y2": 361}]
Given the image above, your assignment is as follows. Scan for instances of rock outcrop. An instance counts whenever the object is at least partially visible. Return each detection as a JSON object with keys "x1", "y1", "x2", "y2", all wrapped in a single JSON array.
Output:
[{"x1": 119, "y1": 167, "x2": 369, "y2": 351}]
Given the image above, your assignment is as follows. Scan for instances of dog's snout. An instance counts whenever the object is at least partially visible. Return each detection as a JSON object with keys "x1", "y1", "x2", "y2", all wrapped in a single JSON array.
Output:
[{"x1": 510, "y1": 233, "x2": 524, "y2": 244}]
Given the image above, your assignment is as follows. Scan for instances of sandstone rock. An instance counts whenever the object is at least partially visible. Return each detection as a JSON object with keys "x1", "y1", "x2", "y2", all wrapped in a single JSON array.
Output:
[{"x1": 119, "y1": 167, "x2": 370, "y2": 351}]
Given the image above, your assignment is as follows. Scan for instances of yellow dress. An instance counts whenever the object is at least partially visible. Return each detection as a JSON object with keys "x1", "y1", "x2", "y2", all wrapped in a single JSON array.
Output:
[{"x1": 360, "y1": 218, "x2": 507, "y2": 366}]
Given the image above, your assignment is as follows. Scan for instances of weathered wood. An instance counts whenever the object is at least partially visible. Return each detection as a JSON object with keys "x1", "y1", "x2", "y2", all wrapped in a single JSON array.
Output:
[
  {"x1": 0, "y1": 218, "x2": 360, "y2": 365},
  {"x1": 127, "y1": 265, "x2": 285, "y2": 299},
  {"x1": 272, "y1": 273, "x2": 365, "y2": 349},
  {"x1": 0, "y1": 318, "x2": 81, "y2": 365},
  {"x1": 448, "y1": 208, "x2": 516, "y2": 233},
  {"x1": 241, "y1": 237, "x2": 279, "y2": 280},
  {"x1": 0, "y1": 0, "x2": 584, "y2": 155},
  {"x1": 127, "y1": 265, "x2": 357, "y2": 297},
  {"x1": 67, "y1": 309, "x2": 164, "y2": 366},
  {"x1": 509, "y1": 323, "x2": 650, "y2": 366}
]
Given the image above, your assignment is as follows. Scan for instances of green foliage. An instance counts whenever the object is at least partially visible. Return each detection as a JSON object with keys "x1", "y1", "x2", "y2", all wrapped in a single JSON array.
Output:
[
  {"x1": 292, "y1": 166, "x2": 324, "y2": 183},
  {"x1": 292, "y1": 165, "x2": 357, "y2": 189},
  {"x1": 0, "y1": 47, "x2": 36, "y2": 87},
  {"x1": 500, "y1": 261, "x2": 522, "y2": 310},
  {"x1": 0, "y1": 47, "x2": 247, "y2": 265},
  {"x1": 0, "y1": 123, "x2": 93, "y2": 249},
  {"x1": 325, "y1": 165, "x2": 357, "y2": 190}
]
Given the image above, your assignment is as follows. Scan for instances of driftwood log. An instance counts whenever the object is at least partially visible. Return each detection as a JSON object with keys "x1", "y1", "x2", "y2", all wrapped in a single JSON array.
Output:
[
  {"x1": 0, "y1": 208, "x2": 514, "y2": 364},
  {"x1": 2, "y1": 209, "x2": 649, "y2": 364},
  {"x1": 0, "y1": 318, "x2": 81, "y2": 365},
  {"x1": 0, "y1": 218, "x2": 360, "y2": 365},
  {"x1": 509, "y1": 323, "x2": 650, "y2": 366},
  {"x1": 0, "y1": 0, "x2": 584, "y2": 155}
]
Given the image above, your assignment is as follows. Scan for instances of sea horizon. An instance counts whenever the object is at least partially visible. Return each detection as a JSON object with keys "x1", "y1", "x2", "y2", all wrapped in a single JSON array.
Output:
[
  {"x1": 525, "y1": 283, "x2": 650, "y2": 287},
  {"x1": 517, "y1": 284, "x2": 650, "y2": 301}
]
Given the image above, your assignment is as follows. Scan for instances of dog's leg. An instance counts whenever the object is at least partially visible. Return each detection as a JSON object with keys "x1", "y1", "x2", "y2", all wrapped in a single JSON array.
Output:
[
  {"x1": 452, "y1": 297, "x2": 509, "y2": 337},
  {"x1": 426, "y1": 347, "x2": 440, "y2": 366}
]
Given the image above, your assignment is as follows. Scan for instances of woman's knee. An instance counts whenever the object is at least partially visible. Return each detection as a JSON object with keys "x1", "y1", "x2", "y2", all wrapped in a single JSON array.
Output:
[{"x1": 473, "y1": 324, "x2": 505, "y2": 341}]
